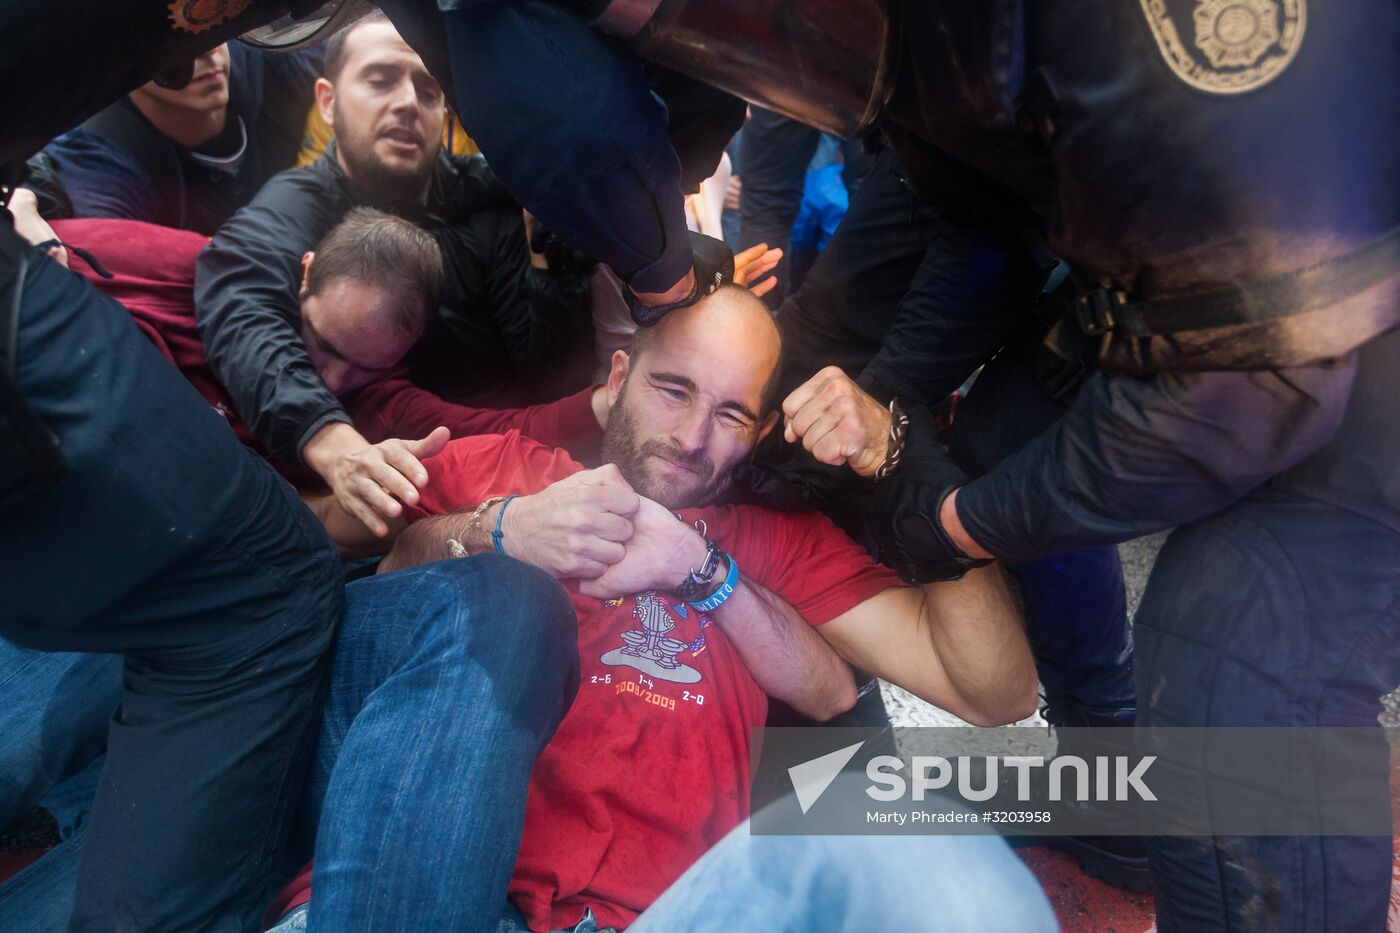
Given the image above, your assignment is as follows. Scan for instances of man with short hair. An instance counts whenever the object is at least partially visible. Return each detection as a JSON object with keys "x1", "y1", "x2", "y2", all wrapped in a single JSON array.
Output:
[
  {"x1": 52, "y1": 211, "x2": 607, "y2": 484},
  {"x1": 196, "y1": 12, "x2": 596, "y2": 540},
  {"x1": 274, "y1": 285, "x2": 1046, "y2": 931},
  {"x1": 13, "y1": 40, "x2": 319, "y2": 236}
]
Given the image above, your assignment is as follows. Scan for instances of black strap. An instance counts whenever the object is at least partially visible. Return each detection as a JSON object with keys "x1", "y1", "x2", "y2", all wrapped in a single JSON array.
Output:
[
  {"x1": 1073, "y1": 225, "x2": 1400, "y2": 338},
  {"x1": 81, "y1": 103, "x2": 187, "y2": 229}
]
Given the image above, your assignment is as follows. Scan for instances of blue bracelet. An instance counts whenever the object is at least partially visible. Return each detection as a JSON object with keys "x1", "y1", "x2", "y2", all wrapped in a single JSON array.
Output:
[
  {"x1": 492, "y1": 494, "x2": 520, "y2": 555},
  {"x1": 688, "y1": 552, "x2": 739, "y2": 613}
]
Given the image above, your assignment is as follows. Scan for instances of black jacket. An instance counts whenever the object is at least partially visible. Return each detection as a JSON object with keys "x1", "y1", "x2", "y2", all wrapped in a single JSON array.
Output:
[{"x1": 194, "y1": 147, "x2": 592, "y2": 465}]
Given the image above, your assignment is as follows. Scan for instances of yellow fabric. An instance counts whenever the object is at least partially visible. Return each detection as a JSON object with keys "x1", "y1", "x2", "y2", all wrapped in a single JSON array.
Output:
[{"x1": 296, "y1": 108, "x2": 479, "y2": 167}]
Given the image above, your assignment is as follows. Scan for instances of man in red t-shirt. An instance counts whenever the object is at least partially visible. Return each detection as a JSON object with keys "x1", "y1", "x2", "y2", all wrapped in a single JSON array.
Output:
[
  {"x1": 296, "y1": 284, "x2": 1040, "y2": 931},
  {"x1": 51, "y1": 213, "x2": 607, "y2": 493}
]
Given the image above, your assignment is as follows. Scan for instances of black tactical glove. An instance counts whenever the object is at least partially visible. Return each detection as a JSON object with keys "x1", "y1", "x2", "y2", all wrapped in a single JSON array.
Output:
[
  {"x1": 853, "y1": 404, "x2": 993, "y2": 584},
  {"x1": 730, "y1": 456, "x2": 863, "y2": 513},
  {"x1": 627, "y1": 231, "x2": 734, "y2": 326}
]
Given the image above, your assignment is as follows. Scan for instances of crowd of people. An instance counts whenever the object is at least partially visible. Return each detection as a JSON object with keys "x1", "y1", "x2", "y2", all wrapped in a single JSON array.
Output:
[{"x1": 1, "y1": 2, "x2": 1395, "y2": 932}]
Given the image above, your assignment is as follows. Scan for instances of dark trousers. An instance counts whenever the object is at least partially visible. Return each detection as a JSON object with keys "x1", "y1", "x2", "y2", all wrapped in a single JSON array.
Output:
[
  {"x1": 739, "y1": 107, "x2": 873, "y2": 307},
  {"x1": 767, "y1": 150, "x2": 1134, "y2": 718},
  {"x1": 0, "y1": 237, "x2": 342, "y2": 932},
  {"x1": 1135, "y1": 488, "x2": 1400, "y2": 931}
]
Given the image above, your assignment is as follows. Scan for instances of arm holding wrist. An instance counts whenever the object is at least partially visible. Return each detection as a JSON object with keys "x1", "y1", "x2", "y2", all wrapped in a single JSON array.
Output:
[{"x1": 578, "y1": 496, "x2": 857, "y2": 720}]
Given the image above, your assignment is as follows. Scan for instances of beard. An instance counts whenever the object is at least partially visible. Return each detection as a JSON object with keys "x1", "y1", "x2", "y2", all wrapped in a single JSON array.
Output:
[
  {"x1": 600, "y1": 388, "x2": 730, "y2": 511},
  {"x1": 333, "y1": 108, "x2": 432, "y2": 205}
]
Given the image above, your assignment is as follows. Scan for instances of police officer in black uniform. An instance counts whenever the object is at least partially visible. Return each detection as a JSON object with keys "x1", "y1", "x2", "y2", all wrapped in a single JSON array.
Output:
[
  {"x1": 363, "y1": 1, "x2": 1398, "y2": 929},
  {"x1": 774, "y1": 4, "x2": 1400, "y2": 931}
]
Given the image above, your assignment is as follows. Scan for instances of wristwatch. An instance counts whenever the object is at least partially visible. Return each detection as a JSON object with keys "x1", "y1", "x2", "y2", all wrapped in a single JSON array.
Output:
[{"x1": 672, "y1": 538, "x2": 725, "y2": 603}]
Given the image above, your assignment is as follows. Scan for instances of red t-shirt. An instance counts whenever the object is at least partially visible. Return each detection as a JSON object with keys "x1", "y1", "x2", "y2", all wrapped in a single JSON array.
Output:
[
  {"x1": 49, "y1": 217, "x2": 603, "y2": 481},
  {"x1": 404, "y1": 432, "x2": 904, "y2": 930}
]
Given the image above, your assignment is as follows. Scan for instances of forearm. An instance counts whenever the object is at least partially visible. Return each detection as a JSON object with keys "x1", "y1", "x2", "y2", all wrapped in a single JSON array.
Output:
[
  {"x1": 952, "y1": 362, "x2": 1356, "y2": 562},
  {"x1": 820, "y1": 574, "x2": 1036, "y2": 727},
  {"x1": 378, "y1": 509, "x2": 480, "y2": 574},
  {"x1": 195, "y1": 193, "x2": 342, "y2": 461},
  {"x1": 715, "y1": 576, "x2": 857, "y2": 722},
  {"x1": 303, "y1": 493, "x2": 398, "y2": 559}
]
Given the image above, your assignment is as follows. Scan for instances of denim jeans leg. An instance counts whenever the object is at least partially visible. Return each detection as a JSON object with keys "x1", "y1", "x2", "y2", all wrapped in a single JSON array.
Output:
[
  {"x1": 305, "y1": 556, "x2": 579, "y2": 931},
  {"x1": 628, "y1": 776, "x2": 1056, "y2": 932},
  {"x1": 0, "y1": 828, "x2": 85, "y2": 933},
  {"x1": 0, "y1": 642, "x2": 119, "y2": 828}
]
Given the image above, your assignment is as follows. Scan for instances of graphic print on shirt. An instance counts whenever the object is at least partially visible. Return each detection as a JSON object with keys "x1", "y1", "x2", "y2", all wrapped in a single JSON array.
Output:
[{"x1": 599, "y1": 591, "x2": 713, "y2": 685}]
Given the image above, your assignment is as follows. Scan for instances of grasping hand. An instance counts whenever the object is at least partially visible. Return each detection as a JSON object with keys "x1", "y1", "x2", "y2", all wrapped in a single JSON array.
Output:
[
  {"x1": 781, "y1": 366, "x2": 892, "y2": 477},
  {"x1": 9, "y1": 189, "x2": 67, "y2": 268},
  {"x1": 502, "y1": 464, "x2": 641, "y2": 579},
  {"x1": 578, "y1": 494, "x2": 708, "y2": 599},
  {"x1": 303, "y1": 422, "x2": 450, "y2": 537}
]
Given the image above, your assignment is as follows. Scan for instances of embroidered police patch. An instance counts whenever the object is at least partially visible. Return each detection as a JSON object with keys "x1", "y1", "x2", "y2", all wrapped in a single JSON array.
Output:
[
  {"x1": 1138, "y1": 0, "x2": 1306, "y2": 95},
  {"x1": 167, "y1": 0, "x2": 252, "y2": 34}
]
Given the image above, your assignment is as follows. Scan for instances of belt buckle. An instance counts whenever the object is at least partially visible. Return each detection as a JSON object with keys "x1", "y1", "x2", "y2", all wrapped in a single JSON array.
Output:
[{"x1": 1075, "y1": 289, "x2": 1118, "y2": 336}]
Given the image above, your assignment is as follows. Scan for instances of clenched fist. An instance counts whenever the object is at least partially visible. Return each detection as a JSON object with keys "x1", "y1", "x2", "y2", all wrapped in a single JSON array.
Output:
[{"x1": 781, "y1": 366, "x2": 892, "y2": 477}]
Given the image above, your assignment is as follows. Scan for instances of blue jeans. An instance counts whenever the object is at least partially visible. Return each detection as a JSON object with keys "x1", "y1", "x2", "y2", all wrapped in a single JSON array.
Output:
[
  {"x1": 0, "y1": 644, "x2": 118, "y2": 831},
  {"x1": 275, "y1": 781, "x2": 1056, "y2": 933},
  {"x1": 300, "y1": 556, "x2": 579, "y2": 930},
  {"x1": 1, "y1": 557, "x2": 580, "y2": 932},
  {"x1": 0, "y1": 642, "x2": 117, "y2": 933},
  {"x1": 1, "y1": 237, "x2": 342, "y2": 932},
  {"x1": 1136, "y1": 489, "x2": 1400, "y2": 931}
]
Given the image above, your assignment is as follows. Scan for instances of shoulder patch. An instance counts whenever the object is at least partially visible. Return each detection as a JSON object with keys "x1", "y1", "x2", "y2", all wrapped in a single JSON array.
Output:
[
  {"x1": 1138, "y1": 0, "x2": 1306, "y2": 95},
  {"x1": 168, "y1": 0, "x2": 252, "y2": 35}
]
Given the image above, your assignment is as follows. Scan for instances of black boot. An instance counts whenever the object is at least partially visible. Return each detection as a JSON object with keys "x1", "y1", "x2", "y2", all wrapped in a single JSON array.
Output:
[{"x1": 1009, "y1": 704, "x2": 1152, "y2": 893}]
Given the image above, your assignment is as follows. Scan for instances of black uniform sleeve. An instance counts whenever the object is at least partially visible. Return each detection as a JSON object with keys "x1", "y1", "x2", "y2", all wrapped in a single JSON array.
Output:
[
  {"x1": 954, "y1": 360, "x2": 1358, "y2": 563},
  {"x1": 378, "y1": 0, "x2": 693, "y2": 294},
  {"x1": 433, "y1": 156, "x2": 592, "y2": 370},
  {"x1": 194, "y1": 167, "x2": 349, "y2": 463},
  {"x1": 858, "y1": 216, "x2": 1036, "y2": 405},
  {"x1": 776, "y1": 150, "x2": 1039, "y2": 405}
]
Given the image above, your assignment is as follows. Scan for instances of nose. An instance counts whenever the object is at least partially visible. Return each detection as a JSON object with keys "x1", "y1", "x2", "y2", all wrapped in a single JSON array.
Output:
[
  {"x1": 319, "y1": 361, "x2": 352, "y2": 396},
  {"x1": 388, "y1": 76, "x2": 419, "y2": 114},
  {"x1": 669, "y1": 405, "x2": 710, "y2": 457}
]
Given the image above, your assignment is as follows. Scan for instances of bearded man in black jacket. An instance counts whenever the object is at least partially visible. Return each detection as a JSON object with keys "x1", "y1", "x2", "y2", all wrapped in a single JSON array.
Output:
[{"x1": 195, "y1": 11, "x2": 596, "y2": 538}]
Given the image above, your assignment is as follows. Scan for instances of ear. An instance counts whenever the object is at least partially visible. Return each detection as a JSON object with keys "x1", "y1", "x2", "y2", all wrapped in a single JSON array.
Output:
[
  {"x1": 314, "y1": 77, "x2": 335, "y2": 128},
  {"x1": 605, "y1": 349, "x2": 630, "y2": 409},
  {"x1": 299, "y1": 251, "x2": 315, "y2": 296},
  {"x1": 754, "y1": 410, "x2": 780, "y2": 447}
]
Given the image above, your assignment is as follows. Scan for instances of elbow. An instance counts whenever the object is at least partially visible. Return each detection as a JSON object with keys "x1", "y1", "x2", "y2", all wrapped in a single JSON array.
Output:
[
  {"x1": 959, "y1": 683, "x2": 1039, "y2": 728},
  {"x1": 800, "y1": 677, "x2": 860, "y2": 723}
]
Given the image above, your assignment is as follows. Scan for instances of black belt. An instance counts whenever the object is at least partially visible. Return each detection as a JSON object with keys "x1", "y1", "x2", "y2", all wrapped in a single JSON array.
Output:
[{"x1": 1073, "y1": 225, "x2": 1400, "y2": 338}]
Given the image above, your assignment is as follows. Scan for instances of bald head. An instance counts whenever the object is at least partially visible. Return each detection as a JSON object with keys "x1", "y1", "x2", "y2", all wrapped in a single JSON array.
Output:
[
  {"x1": 603, "y1": 287, "x2": 783, "y2": 509},
  {"x1": 629, "y1": 285, "x2": 783, "y2": 412}
]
